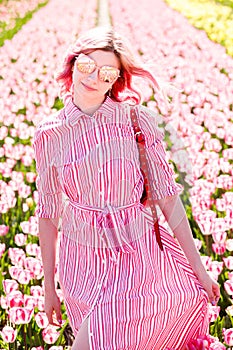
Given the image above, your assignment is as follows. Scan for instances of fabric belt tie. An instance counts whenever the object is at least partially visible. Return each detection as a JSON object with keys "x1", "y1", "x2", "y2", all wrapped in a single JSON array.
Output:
[{"x1": 69, "y1": 201, "x2": 141, "y2": 261}]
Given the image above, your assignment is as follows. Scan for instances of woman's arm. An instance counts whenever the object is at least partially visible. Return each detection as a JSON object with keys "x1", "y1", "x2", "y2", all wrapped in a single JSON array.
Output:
[
  {"x1": 157, "y1": 194, "x2": 220, "y2": 305},
  {"x1": 39, "y1": 217, "x2": 62, "y2": 325}
]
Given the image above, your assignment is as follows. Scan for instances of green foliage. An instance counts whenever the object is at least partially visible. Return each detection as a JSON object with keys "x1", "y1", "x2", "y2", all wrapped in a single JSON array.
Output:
[
  {"x1": 52, "y1": 96, "x2": 64, "y2": 111},
  {"x1": 165, "y1": 0, "x2": 233, "y2": 57},
  {"x1": 0, "y1": 1, "x2": 49, "y2": 47}
]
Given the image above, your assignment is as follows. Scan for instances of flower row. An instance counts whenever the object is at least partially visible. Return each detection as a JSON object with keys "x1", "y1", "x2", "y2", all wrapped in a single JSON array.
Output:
[
  {"x1": 109, "y1": 0, "x2": 233, "y2": 347},
  {"x1": 0, "y1": 0, "x2": 96, "y2": 347},
  {"x1": 165, "y1": 0, "x2": 233, "y2": 57}
]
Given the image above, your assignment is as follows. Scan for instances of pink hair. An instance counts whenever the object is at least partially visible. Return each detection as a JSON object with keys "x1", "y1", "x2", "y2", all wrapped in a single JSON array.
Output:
[{"x1": 55, "y1": 26, "x2": 160, "y2": 104}]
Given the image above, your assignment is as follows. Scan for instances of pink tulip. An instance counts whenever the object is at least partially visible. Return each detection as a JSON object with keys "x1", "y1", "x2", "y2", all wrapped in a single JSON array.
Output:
[
  {"x1": 35, "y1": 312, "x2": 49, "y2": 328},
  {"x1": 224, "y1": 280, "x2": 233, "y2": 296},
  {"x1": 212, "y1": 243, "x2": 226, "y2": 255},
  {"x1": 212, "y1": 231, "x2": 227, "y2": 243},
  {"x1": 26, "y1": 242, "x2": 41, "y2": 256},
  {"x1": 2, "y1": 279, "x2": 19, "y2": 294},
  {"x1": 193, "y1": 238, "x2": 202, "y2": 250},
  {"x1": 18, "y1": 183, "x2": 31, "y2": 198},
  {"x1": 204, "y1": 139, "x2": 222, "y2": 152},
  {"x1": 215, "y1": 175, "x2": 233, "y2": 190},
  {"x1": 200, "y1": 256, "x2": 212, "y2": 270},
  {"x1": 8, "y1": 307, "x2": 34, "y2": 325},
  {"x1": 30, "y1": 285, "x2": 44, "y2": 297},
  {"x1": 9, "y1": 266, "x2": 23, "y2": 280},
  {"x1": 203, "y1": 164, "x2": 219, "y2": 181},
  {"x1": 186, "y1": 334, "x2": 225, "y2": 349},
  {"x1": 225, "y1": 207, "x2": 233, "y2": 217},
  {"x1": 197, "y1": 220, "x2": 213, "y2": 236},
  {"x1": 211, "y1": 218, "x2": 228, "y2": 233},
  {"x1": 215, "y1": 198, "x2": 226, "y2": 212},
  {"x1": 24, "y1": 257, "x2": 43, "y2": 277},
  {"x1": 1, "y1": 167, "x2": 12, "y2": 178},
  {"x1": 1, "y1": 296, "x2": 8, "y2": 309},
  {"x1": 226, "y1": 239, "x2": 233, "y2": 252},
  {"x1": 26, "y1": 172, "x2": 37, "y2": 183},
  {"x1": 225, "y1": 217, "x2": 233, "y2": 232},
  {"x1": 223, "y1": 148, "x2": 233, "y2": 161},
  {"x1": 8, "y1": 247, "x2": 26, "y2": 266},
  {"x1": 20, "y1": 220, "x2": 31, "y2": 234},
  {"x1": 226, "y1": 305, "x2": 233, "y2": 317},
  {"x1": 20, "y1": 217, "x2": 38, "y2": 236},
  {"x1": 6, "y1": 291, "x2": 24, "y2": 308},
  {"x1": 11, "y1": 171, "x2": 24, "y2": 183},
  {"x1": 0, "y1": 224, "x2": 9, "y2": 236},
  {"x1": 37, "y1": 296, "x2": 45, "y2": 311},
  {"x1": 0, "y1": 126, "x2": 8, "y2": 140},
  {"x1": 219, "y1": 159, "x2": 232, "y2": 174},
  {"x1": 0, "y1": 243, "x2": 6, "y2": 258},
  {"x1": 24, "y1": 295, "x2": 38, "y2": 309},
  {"x1": 223, "y1": 257, "x2": 233, "y2": 270},
  {"x1": 0, "y1": 325, "x2": 17, "y2": 343},
  {"x1": 17, "y1": 269, "x2": 34, "y2": 284},
  {"x1": 222, "y1": 328, "x2": 233, "y2": 346},
  {"x1": 42, "y1": 325, "x2": 60, "y2": 344},
  {"x1": 208, "y1": 261, "x2": 223, "y2": 277},
  {"x1": 208, "y1": 304, "x2": 220, "y2": 323},
  {"x1": 14, "y1": 233, "x2": 27, "y2": 246}
]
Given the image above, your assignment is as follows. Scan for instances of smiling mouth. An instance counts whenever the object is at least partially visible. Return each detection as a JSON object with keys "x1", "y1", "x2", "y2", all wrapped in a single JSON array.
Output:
[{"x1": 82, "y1": 82, "x2": 97, "y2": 91}]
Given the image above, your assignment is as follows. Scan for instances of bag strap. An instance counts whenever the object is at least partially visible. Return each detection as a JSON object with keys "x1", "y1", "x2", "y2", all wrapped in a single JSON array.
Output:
[{"x1": 130, "y1": 107, "x2": 163, "y2": 251}]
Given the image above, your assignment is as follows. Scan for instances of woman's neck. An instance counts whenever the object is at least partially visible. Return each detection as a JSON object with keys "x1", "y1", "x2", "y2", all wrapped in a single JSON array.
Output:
[{"x1": 73, "y1": 95, "x2": 106, "y2": 116}]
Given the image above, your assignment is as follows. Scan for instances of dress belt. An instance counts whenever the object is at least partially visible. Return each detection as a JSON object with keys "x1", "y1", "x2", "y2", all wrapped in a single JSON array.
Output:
[
  {"x1": 68, "y1": 200, "x2": 141, "y2": 213},
  {"x1": 68, "y1": 200, "x2": 142, "y2": 262}
]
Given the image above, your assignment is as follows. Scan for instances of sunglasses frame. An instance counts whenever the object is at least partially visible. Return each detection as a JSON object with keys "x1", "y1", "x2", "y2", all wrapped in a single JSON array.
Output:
[{"x1": 75, "y1": 53, "x2": 120, "y2": 83}]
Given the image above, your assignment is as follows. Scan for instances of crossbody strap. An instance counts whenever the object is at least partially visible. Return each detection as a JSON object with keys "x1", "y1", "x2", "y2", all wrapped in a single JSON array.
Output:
[{"x1": 130, "y1": 107, "x2": 163, "y2": 251}]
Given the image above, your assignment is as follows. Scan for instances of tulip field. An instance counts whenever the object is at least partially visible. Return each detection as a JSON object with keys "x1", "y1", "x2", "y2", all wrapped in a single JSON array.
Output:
[{"x1": 0, "y1": 0, "x2": 233, "y2": 348}]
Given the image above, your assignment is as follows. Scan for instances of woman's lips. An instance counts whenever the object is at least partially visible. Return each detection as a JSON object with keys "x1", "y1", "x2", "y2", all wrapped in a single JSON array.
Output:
[{"x1": 82, "y1": 82, "x2": 97, "y2": 91}]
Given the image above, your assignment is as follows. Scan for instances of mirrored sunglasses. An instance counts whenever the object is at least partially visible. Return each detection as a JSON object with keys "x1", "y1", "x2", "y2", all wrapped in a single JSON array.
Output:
[{"x1": 75, "y1": 54, "x2": 120, "y2": 84}]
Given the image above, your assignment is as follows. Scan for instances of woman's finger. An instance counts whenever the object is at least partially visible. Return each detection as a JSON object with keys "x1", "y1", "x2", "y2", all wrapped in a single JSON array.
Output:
[
  {"x1": 54, "y1": 299, "x2": 62, "y2": 325},
  {"x1": 213, "y1": 283, "x2": 220, "y2": 302},
  {"x1": 46, "y1": 309, "x2": 54, "y2": 325}
]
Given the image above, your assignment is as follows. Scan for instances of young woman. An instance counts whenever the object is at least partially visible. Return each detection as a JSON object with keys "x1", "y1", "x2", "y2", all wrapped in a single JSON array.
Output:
[{"x1": 34, "y1": 26, "x2": 220, "y2": 349}]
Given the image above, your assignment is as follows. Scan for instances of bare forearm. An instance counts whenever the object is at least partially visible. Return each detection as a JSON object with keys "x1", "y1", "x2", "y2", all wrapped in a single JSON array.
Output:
[
  {"x1": 39, "y1": 218, "x2": 59, "y2": 291},
  {"x1": 158, "y1": 195, "x2": 206, "y2": 277}
]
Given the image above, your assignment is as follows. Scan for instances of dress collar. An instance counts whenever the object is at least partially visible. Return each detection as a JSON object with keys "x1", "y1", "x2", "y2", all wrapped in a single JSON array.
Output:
[{"x1": 64, "y1": 94, "x2": 116, "y2": 125}]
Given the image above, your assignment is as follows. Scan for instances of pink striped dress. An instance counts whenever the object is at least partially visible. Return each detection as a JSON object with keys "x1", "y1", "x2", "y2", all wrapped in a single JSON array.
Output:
[{"x1": 34, "y1": 96, "x2": 209, "y2": 349}]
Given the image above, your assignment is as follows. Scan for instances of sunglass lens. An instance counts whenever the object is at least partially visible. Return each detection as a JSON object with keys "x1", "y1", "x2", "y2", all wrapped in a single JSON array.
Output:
[
  {"x1": 99, "y1": 67, "x2": 119, "y2": 83},
  {"x1": 76, "y1": 56, "x2": 95, "y2": 74}
]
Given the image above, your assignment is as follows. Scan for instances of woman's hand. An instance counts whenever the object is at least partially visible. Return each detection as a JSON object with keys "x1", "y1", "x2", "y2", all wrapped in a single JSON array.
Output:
[
  {"x1": 196, "y1": 270, "x2": 220, "y2": 306},
  {"x1": 44, "y1": 288, "x2": 62, "y2": 326}
]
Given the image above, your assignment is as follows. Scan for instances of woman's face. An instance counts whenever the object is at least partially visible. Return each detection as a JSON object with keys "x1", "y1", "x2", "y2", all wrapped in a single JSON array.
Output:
[{"x1": 72, "y1": 49, "x2": 120, "y2": 102}]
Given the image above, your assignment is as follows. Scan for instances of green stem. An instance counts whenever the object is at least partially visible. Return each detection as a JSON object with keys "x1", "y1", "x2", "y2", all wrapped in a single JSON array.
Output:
[{"x1": 23, "y1": 324, "x2": 27, "y2": 350}]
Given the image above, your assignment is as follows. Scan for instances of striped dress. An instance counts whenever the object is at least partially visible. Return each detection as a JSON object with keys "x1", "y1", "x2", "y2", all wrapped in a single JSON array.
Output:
[{"x1": 34, "y1": 96, "x2": 209, "y2": 349}]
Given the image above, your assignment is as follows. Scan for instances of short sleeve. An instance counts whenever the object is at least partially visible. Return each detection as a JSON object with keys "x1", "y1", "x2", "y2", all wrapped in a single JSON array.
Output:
[
  {"x1": 33, "y1": 126, "x2": 62, "y2": 218},
  {"x1": 137, "y1": 105, "x2": 183, "y2": 200}
]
